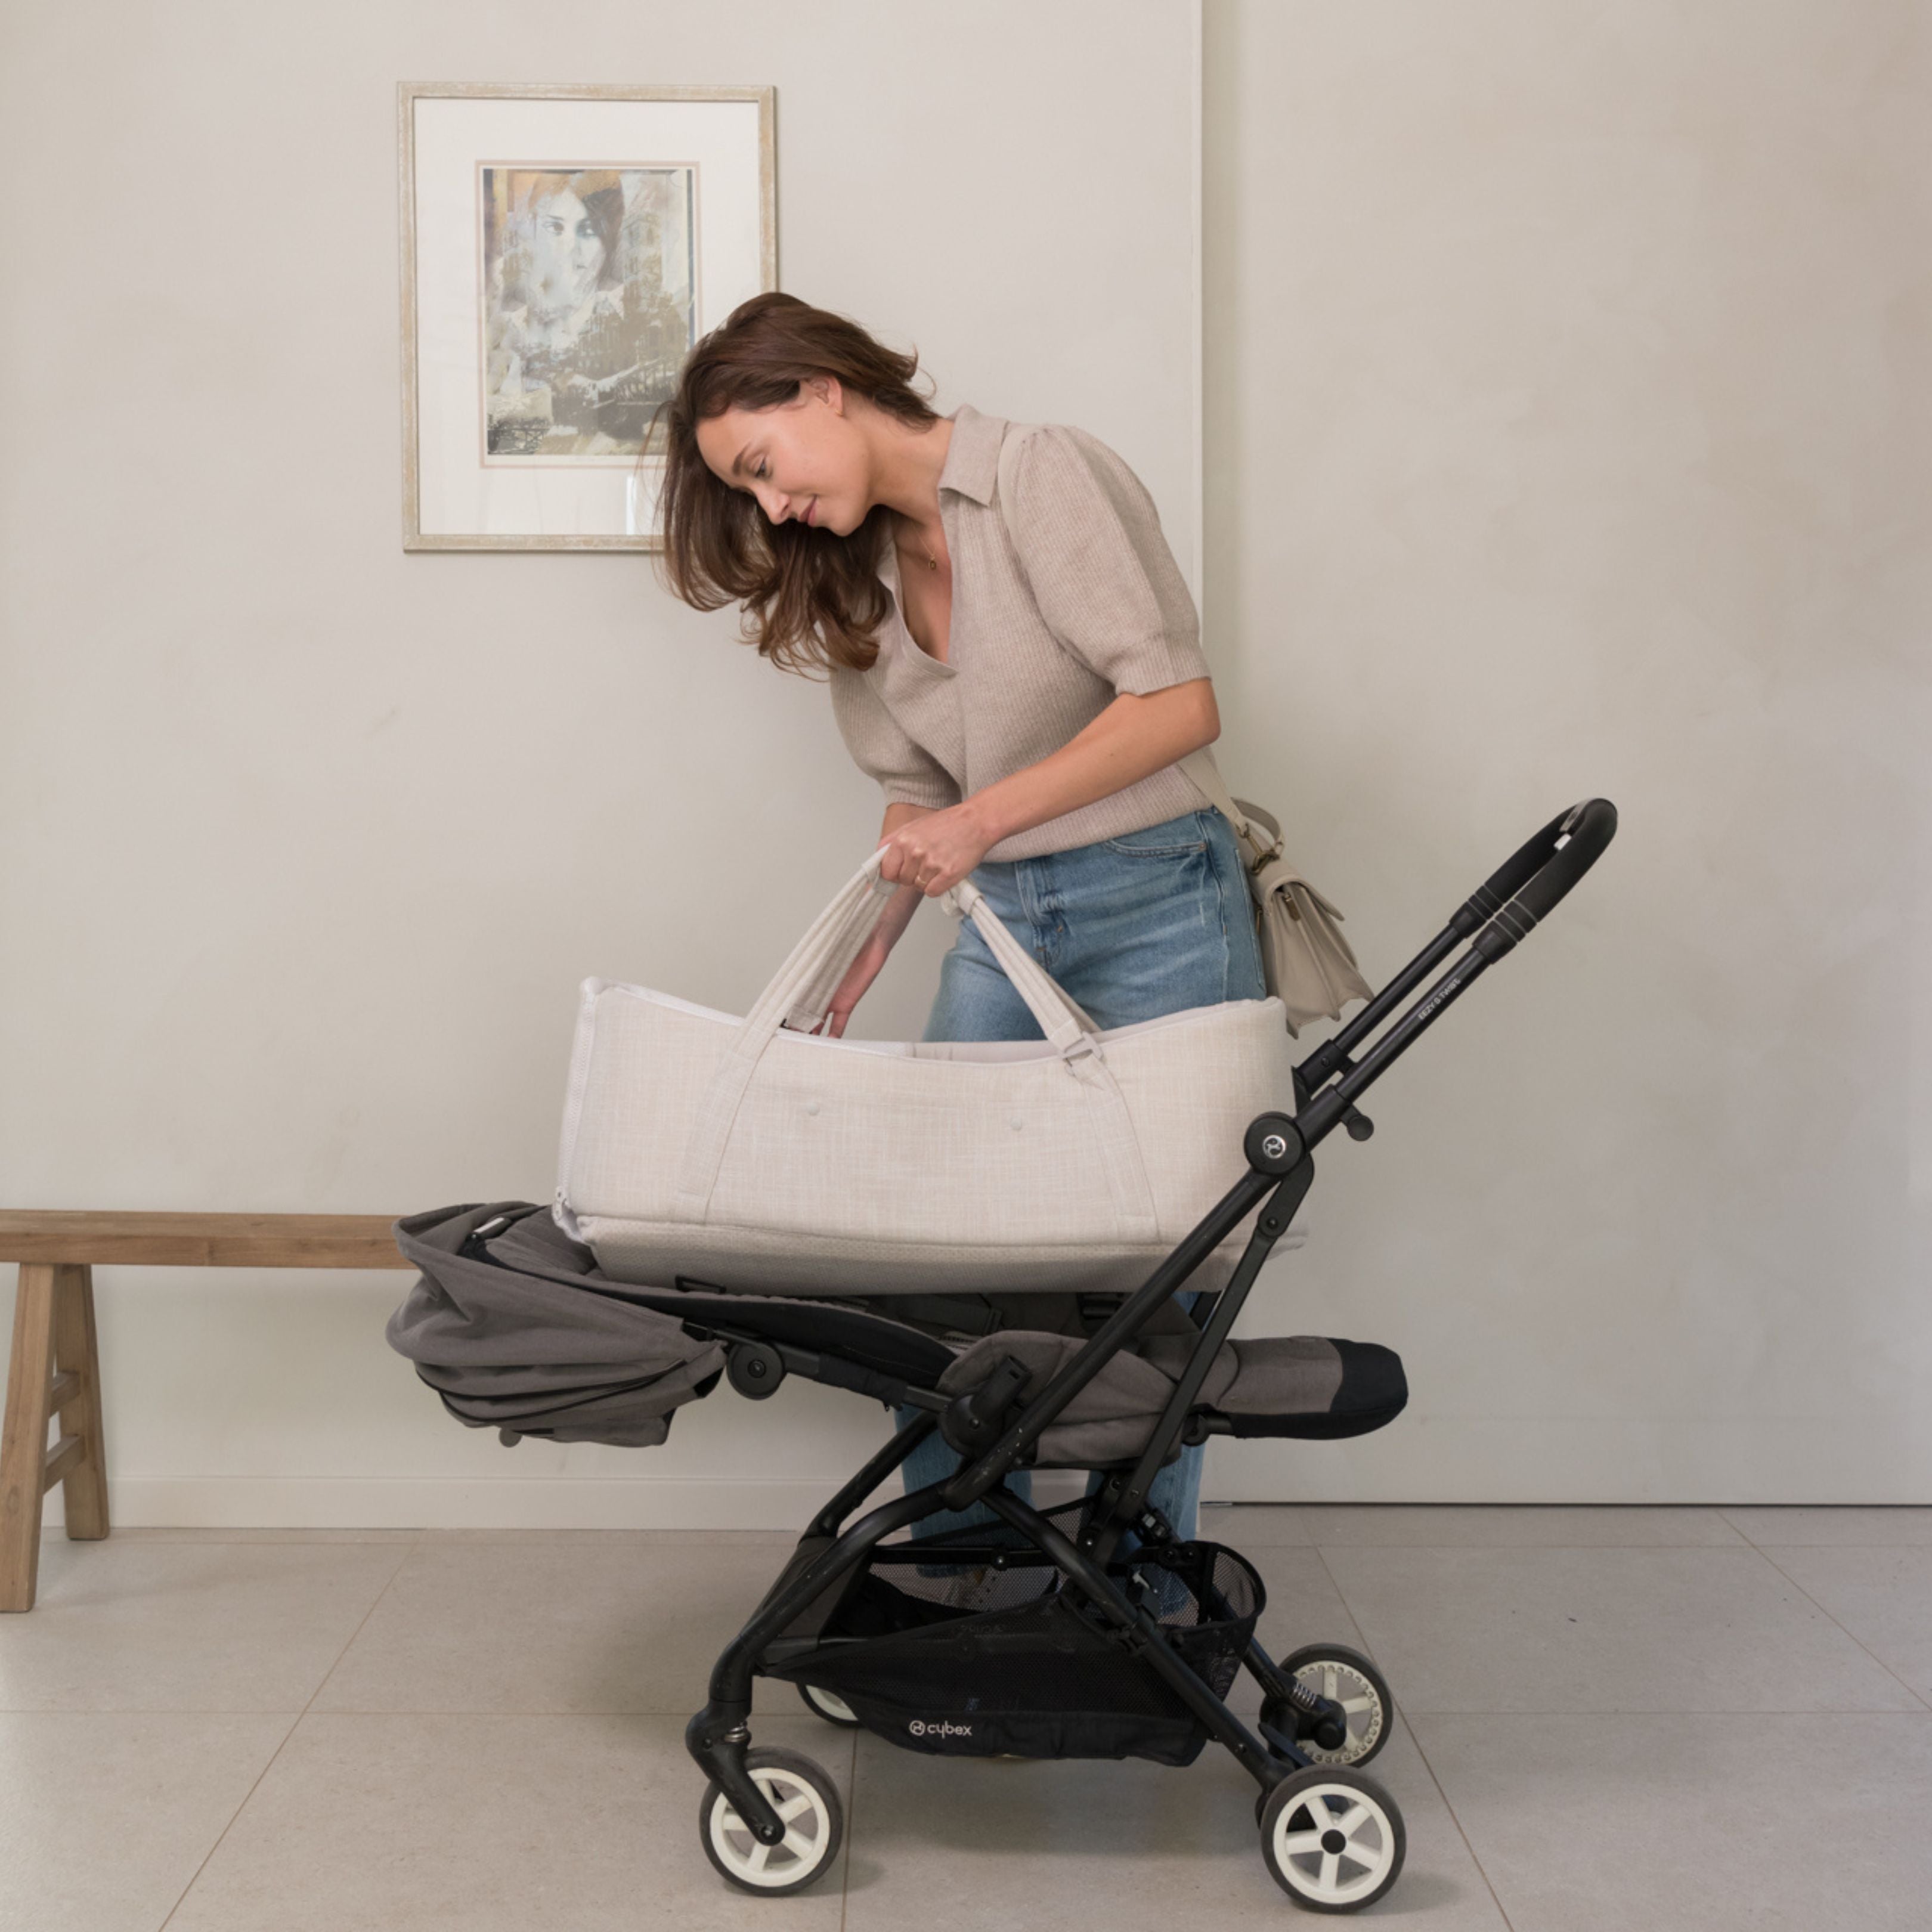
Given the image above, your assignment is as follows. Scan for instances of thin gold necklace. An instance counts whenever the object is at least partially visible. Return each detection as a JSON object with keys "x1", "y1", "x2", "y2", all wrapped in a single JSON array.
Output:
[{"x1": 899, "y1": 516, "x2": 940, "y2": 571}]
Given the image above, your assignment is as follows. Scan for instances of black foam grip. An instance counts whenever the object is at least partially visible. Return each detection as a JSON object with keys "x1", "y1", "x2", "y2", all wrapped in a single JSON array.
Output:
[{"x1": 1464, "y1": 798, "x2": 1617, "y2": 952}]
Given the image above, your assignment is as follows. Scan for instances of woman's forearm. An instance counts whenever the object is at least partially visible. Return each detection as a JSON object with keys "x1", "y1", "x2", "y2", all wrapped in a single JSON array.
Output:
[
  {"x1": 961, "y1": 678, "x2": 1219, "y2": 852},
  {"x1": 881, "y1": 801, "x2": 937, "y2": 841},
  {"x1": 872, "y1": 803, "x2": 936, "y2": 936},
  {"x1": 868, "y1": 680, "x2": 1219, "y2": 901}
]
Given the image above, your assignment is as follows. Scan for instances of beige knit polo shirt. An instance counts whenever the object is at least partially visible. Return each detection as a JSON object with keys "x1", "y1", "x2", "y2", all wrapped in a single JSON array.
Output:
[{"x1": 827, "y1": 402, "x2": 1221, "y2": 862}]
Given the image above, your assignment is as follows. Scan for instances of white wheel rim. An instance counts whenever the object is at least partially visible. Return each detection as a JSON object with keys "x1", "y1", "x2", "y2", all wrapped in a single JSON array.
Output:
[
  {"x1": 806, "y1": 1685, "x2": 857, "y2": 1723},
  {"x1": 1292, "y1": 1658, "x2": 1385, "y2": 1764},
  {"x1": 709, "y1": 1768, "x2": 834, "y2": 1888},
  {"x1": 1272, "y1": 1782, "x2": 1396, "y2": 1905}
]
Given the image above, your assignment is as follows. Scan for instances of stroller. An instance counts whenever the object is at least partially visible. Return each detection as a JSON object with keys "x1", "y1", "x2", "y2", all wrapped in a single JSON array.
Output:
[{"x1": 388, "y1": 800, "x2": 1615, "y2": 1912}]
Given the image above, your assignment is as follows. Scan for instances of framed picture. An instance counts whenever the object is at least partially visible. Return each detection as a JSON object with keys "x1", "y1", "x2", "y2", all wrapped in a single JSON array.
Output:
[{"x1": 398, "y1": 82, "x2": 776, "y2": 552}]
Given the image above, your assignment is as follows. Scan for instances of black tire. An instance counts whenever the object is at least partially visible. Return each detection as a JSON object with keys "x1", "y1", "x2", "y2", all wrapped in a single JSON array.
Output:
[
  {"x1": 1264, "y1": 1643, "x2": 1392, "y2": 1769},
  {"x1": 1260, "y1": 1765, "x2": 1404, "y2": 1912},
  {"x1": 698, "y1": 1747, "x2": 844, "y2": 1896},
  {"x1": 798, "y1": 1682, "x2": 863, "y2": 1728}
]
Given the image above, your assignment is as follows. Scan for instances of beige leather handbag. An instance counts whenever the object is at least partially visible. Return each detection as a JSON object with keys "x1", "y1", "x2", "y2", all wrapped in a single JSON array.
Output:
[
  {"x1": 994, "y1": 422, "x2": 1371, "y2": 1036},
  {"x1": 1174, "y1": 751, "x2": 1371, "y2": 1036}
]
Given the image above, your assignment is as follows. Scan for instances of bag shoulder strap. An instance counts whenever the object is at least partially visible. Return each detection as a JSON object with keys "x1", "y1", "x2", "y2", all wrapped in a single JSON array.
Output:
[{"x1": 993, "y1": 420, "x2": 1239, "y2": 835}]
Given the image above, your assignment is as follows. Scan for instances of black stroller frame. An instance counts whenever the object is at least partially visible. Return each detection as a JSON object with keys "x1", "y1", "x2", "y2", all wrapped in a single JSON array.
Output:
[{"x1": 686, "y1": 800, "x2": 1616, "y2": 1909}]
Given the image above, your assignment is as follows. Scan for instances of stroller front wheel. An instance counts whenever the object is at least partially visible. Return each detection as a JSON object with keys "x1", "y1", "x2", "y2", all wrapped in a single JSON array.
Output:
[
  {"x1": 699, "y1": 1748, "x2": 844, "y2": 1896},
  {"x1": 1259, "y1": 1766, "x2": 1404, "y2": 1912}
]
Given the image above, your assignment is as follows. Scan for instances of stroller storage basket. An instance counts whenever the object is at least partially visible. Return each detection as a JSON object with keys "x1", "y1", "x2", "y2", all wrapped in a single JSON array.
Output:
[{"x1": 770, "y1": 1506, "x2": 1265, "y2": 1766}]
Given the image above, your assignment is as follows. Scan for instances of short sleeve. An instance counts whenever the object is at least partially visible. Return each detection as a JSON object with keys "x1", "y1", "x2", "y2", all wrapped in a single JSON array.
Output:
[
  {"x1": 1006, "y1": 424, "x2": 1212, "y2": 696},
  {"x1": 828, "y1": 666, "x2": 961, "y2": 810}
]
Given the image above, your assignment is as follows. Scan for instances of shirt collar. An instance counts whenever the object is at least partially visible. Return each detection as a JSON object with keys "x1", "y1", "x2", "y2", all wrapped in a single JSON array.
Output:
[
  {"x1": 936, "y1": 401, "x2": 1005, "y2": 504},
  {"x1": 872, "y1": 403, "x2": 1006, "y2": 593}
]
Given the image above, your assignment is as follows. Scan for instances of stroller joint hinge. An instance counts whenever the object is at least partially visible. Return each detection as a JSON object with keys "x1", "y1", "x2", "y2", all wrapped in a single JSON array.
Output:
[
  {"x1": 686, "y1": 1705, "x2": 785, "y2": 1844},
  {"x1": 686, "y1": 1702, "x2": 750, "y2": 1748}
]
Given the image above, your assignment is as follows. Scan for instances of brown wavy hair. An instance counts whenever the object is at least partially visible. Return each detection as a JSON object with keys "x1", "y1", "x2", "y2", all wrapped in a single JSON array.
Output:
[{"x1": 649, "y1": 292, "x2": 940, "y2": 676}]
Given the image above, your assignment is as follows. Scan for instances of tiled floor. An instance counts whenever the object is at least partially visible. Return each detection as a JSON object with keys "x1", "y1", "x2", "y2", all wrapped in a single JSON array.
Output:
[{"x1": 4, "y1": 1506, "x2": 1930, "y2": 1929}]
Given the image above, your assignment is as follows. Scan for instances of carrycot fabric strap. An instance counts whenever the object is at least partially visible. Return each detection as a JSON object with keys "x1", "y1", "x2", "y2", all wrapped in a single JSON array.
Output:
[
  {"x1": 670, "y1": 849, "x2": 1157, "y2": 1239},
  {"x1": 671, "y1": 853, "x2": 896, "y2": 1219},
  {"x1": 943, "y1": 878, "x2": 1098, "y2": 1056},
  {"x1": 1061, "y1": 1047, "x2": 1160, "y2": 1241},
  {"x1": 945, "y1": 880, "x2": 1157, "y2": 1240}
]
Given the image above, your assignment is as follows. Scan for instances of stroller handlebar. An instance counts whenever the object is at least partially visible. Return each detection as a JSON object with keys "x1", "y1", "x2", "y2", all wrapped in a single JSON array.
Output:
[
  {"x1": 1294, "y1": 798, "x2": 1617, "y2": 1145},
  {"x1": 1459, "y1": 797, "x2": 1618, "y2": 955}
]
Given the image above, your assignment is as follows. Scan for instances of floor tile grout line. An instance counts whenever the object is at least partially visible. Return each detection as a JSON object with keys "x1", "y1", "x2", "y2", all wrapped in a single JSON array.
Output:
[
  {"x1": 298, "y1": 1531, "x2": 426, "y2": 1715},
  {"x1": 1716, "y1": 1507, "x2": 1924, "y2": 1553},
  {"x1": 153, "y1": 1537, "x2": 420, "y2": 1930},
  {"x1": 1309, "y1": 1543, "x2": 1518, "y2": 1931},
  {"x1": 143, "y1": 1706, "x2": 305, "y2": 1932},
  {"x1": 1216, "y1": 1504, "x2": 1932, "y2": 1515},
  {"x1": 1308, "y1": 1707, "x2": 1932, "y2": 1718},
  {"x1": 1717, "y1": 1507, "x2": 1763, "y2": 1551},
  {"x1": 1748, "y1": 1545, "x2": 1932, "y2": 1714},
  {"x1": 94, "y1": 1702, "x2": 1919, "y2": 1720},
  {"x1": 1400, "y1": 1720, "x2": 1520, "y2": 1932},
  {"x1": 1309, "y1": 1540, "x2": 1755, "y2": 1552},
  {"x1": 1305, "y1": 1538, "x2": 1374, "y2": 1656},
  {"x1": 838, "y1": 1729, "x2": 858, "y2": 1931},
  {"x1": 1240, "y1": 1537, "x2": 1827, "y2": 1552},
  {"x1": 189, "y1": 1706, "x2": 813, "y2": 1719},
  {"x1": 1301, "y1": 1541, "x2": 1373, "y2": 1654}
]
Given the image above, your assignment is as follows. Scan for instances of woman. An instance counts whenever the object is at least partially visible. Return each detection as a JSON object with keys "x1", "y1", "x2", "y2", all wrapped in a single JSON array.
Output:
[{"x1": 654, "y1": 292, "x2": 1266, "y2": 1548}]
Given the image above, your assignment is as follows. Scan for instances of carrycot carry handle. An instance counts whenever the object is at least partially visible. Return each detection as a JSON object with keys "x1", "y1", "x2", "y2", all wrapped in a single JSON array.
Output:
[{"x1": 670, "y1": 846, "x2": 1159, "y2": 1237}]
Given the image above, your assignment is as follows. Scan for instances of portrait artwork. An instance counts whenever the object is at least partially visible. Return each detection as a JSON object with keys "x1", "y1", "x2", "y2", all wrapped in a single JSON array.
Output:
[
  {"x1": 403, "y1": 85, "x2": 772, "y2": 548},
  {"x1": 482, "y1": 166, "x2": 696, "y2": 462}
]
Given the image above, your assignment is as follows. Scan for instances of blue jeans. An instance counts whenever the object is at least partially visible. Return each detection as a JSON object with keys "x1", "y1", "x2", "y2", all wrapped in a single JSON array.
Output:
[{"x1": 894, "y1": 806, "x2": 1267, "y2": 1549}]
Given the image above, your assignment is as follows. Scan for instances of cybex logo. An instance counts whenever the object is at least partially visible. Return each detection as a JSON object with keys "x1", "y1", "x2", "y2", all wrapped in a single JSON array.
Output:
[{"x1": 908, "y1": 1719, "x2": 973, "y2": 1739}]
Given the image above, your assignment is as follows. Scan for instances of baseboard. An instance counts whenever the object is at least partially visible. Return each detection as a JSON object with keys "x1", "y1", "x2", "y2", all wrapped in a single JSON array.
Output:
[
  {"x1": 41, "y1": 1471, "x2": 1103, "y2": 1533},
  {"x1": 42, "y1": 1463, "x2": 1928, "y2": 1533}
]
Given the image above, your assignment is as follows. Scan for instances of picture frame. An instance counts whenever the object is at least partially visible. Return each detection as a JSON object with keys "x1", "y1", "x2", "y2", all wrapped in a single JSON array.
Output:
[{"x1": 398, "y1": 82, "x2": 776, "y2": 552}]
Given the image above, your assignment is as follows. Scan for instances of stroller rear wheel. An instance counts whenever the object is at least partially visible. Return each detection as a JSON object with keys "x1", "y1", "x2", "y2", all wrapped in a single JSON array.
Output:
[
  {"x1": 1265, "y1": 1644, "x2": 1391, "y2": 1769},
  {"x1": 1259, "y1": 1766, "x2": 1404, "y2": 1912},
  {"x1": 798, "y1": 1682, "x2": 862, "y2": 1727},
  {"x1": 699, "y1": 1747, "x2": 844, "y2": 1896}
]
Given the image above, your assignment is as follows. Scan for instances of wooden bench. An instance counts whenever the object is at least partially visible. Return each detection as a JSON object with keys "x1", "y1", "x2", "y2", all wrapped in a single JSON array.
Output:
[{"x1": 1, "y1": 1212, "x2": 411, "y2": 1612}]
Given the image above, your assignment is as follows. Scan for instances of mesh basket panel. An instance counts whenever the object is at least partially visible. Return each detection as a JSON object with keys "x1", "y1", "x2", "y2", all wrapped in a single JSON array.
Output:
[{"x1": 769, "y1": 1514, "x2": 1265, "y2": 1765}]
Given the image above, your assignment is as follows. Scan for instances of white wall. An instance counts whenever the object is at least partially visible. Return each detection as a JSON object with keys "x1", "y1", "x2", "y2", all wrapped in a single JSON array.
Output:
[
  {"x1": 5, "y1": 2, "x2": 1929, "y2": 1525},
  {"x1": 0, "y1": 1, "x2": 1203, "y2": 1527},
  {"x1": 1203, "y1": 0, "x2": 1931, "y2": 1501}
]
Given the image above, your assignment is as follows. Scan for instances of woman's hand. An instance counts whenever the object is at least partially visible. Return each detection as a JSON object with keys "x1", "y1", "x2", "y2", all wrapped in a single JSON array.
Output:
[
  {"x1": 816, "y1": 796, "x2": 986, "y2": 1039},
  {"x1": 875, "y1": 798, "x2": 997, "y2": 899},
  {"x1": 817, "y1": 880, "x2": 922, "y2": 1038}
]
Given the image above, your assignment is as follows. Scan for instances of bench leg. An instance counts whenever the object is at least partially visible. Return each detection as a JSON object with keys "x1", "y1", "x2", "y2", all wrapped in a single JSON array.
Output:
[
  {"x1": 1, "y1": 1264, "x2": 58, "y2": 1611},
  {"x1": 1, "y1": 1263, "x2": 110, "y2": 1612},
  {"x1": 53, "y1": 1265, "x2": 110, "y2": 1541}
]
